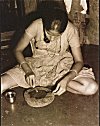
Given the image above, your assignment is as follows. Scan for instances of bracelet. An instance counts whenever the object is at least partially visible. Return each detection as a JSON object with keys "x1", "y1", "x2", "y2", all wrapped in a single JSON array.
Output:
[
  {"x1": 69, "y1": 69, "x2": 78, "y2": 76},
  {"x1": 20, "y1": 61, "x2": 27, "y2": 67},
  {"x1": 25, "y1": 71, "x2": 34, "y2": 79}
]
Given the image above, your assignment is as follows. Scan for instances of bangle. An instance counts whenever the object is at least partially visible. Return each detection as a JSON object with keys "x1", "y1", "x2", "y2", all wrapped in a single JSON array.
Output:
[
  {"x1": 69, "y1": 69, "x2": 78, "y2": 76},
  {"x1": 20, "y1": 61, "x2": 27, "y2": 67},
  {"x1": 25, "y1": 71, "x2": 34, "y2": 79}
]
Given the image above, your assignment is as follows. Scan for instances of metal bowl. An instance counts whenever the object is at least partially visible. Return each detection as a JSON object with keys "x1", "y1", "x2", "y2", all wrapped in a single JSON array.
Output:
[{"x1": 4, "y1": 90, "x2": 16, "y2": 104}]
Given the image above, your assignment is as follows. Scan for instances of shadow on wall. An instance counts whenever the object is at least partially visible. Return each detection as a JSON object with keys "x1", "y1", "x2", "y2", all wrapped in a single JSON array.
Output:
[{"x1": 37, "y1": 0, "x2": 66, "y2": 12}]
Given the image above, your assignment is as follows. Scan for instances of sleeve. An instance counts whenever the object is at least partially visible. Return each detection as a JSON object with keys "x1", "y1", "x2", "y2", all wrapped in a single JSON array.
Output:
[
  {"x1": 25, "y1": 19, "x2": 38, "y2": 38},
  {"x1": 67, "y1": 25, "x2": 80, "y2": 48}
]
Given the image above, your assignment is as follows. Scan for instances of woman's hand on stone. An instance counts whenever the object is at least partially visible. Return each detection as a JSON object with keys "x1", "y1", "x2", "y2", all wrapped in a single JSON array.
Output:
[{"x1": 25, "y1": 72, "x2": 36, "y2": 87}]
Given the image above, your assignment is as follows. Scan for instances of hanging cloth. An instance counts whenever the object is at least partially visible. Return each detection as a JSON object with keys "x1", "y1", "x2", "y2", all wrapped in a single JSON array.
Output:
[
  {"x1": 80, "y1": 0, "x2": 87, "y2": 14},
  {"x1": 64, "y1": 0, "x2": 72, "y2": 14},
  {"x1": 64, "y1": 0, "x2": 87, "y2": 14}
]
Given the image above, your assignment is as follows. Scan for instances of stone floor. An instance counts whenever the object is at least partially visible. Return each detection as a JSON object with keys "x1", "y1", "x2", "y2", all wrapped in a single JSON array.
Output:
[{"x1": 1, "y1": 44, "x2": 99, "y2": 126}]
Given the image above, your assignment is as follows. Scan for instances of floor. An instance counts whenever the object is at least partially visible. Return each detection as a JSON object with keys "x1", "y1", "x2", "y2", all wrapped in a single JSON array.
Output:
[{"x1": 1, "y1": 44, "x2": 99, "y2": 126}]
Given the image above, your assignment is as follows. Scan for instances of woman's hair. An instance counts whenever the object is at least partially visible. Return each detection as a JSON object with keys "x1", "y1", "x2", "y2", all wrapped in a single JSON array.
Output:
[{"x1": 41, "y1": 7, "x2": 68, "y2": 33}]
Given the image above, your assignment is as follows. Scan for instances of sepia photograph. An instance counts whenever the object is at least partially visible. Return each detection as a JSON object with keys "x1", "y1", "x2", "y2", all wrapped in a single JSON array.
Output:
[{"x1": 1, "y1": 0, "x2": 99, "y2": 126}]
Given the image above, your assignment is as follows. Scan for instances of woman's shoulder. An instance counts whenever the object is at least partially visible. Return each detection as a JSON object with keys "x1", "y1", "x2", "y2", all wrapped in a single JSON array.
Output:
[
  {"x1": 31, "y1": 18, "x2": 43, "y2": 26},
  {"x1": 25, "y1": 18, "x2": 43, "y2": 37},
  {"x1": 64, "y1": 21, "x2": 78, "y2": 34},
  {"x1": 67, "y1": 21, "x2": 77, "y2": 30}
]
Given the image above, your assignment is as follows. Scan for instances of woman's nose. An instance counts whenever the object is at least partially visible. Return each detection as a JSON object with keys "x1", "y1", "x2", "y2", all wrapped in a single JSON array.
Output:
[{"x1": 49, "y1": 36, "x2": 55, "y2": 41}]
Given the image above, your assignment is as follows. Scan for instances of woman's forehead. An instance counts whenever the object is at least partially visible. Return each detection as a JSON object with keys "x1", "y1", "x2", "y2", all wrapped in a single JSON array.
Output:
[{"x1": 47, "y1": 30, "x2": 61, "y2": 36}]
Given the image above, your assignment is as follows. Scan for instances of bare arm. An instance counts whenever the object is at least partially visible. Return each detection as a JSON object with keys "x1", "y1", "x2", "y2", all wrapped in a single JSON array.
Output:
[
  {"x1": 14, "y1": 19, "x2": 38, "y2": 74},
  {"x1": 53, "y1": 46, "x2": 84, "y2": 95},
  {"x1": 14, "y1": 19, "x2": 42, "y2": 87},
  {"x1": 68, "y1": 46, "x2": 84, "y2": 79},
  {"x1": 14, "y1": 32, "x2": 33, "y2": 73},
  {"x1": 14, "y1": 32, "x2": 36, "y2": 87}
]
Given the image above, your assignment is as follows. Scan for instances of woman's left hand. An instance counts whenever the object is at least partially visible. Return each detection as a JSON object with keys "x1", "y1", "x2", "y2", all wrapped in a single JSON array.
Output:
[{"x1": 53, "y1": 78, "x2": 68, "y2": 96}]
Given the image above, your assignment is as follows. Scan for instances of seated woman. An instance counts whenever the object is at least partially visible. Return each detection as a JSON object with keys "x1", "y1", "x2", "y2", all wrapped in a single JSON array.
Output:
[{"x1": 1, "y1": 7, "x2": 98, "y2": 96}]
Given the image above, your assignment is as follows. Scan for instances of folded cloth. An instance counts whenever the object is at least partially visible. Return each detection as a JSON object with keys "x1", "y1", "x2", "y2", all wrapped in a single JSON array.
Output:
[{"x1": 73, "y1": 67, "x2": 95, "y2": 80}]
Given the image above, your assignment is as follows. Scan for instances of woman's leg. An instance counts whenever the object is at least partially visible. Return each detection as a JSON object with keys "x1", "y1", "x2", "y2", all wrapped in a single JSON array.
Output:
[
  {"x1": 67, "y1": 77, "x2": 98, "y2": 95},
  {"x1": 1, "y1": 73, "x2": 18, "y2": 94}
]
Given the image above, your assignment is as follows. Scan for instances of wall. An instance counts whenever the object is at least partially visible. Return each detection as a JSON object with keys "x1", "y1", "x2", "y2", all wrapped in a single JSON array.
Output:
[
  {"x1": 86, "y1": 0, "x2": 99, "y2": 45},
  {"x1": 68, "y1": 0, "x2": 99, "y2": 45}
]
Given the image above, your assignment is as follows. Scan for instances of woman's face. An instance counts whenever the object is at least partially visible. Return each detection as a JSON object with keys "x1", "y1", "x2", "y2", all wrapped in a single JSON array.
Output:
[
  {"x1": 44, "y1": 20, "x2": 62, "y2": 42},
  {"x1": 45, "y1": 29, "x2": 61, "y2": 42}
]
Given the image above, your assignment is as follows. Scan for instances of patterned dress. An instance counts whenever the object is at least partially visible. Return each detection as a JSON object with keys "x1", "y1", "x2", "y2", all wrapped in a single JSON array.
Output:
[{"x1": 6, "y1": 19, "x2": 81, "y2": 88}]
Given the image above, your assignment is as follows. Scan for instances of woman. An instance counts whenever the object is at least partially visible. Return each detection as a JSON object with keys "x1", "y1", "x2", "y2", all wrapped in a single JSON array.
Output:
[{"x1": 1, "y1": 8, "x2": 98, "y2": 96}]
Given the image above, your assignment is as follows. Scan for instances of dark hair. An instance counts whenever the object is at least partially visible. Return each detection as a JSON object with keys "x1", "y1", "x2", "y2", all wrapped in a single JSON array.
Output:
[{"x1": 41, "y1": 7, "x2": 68, "y2": 33}]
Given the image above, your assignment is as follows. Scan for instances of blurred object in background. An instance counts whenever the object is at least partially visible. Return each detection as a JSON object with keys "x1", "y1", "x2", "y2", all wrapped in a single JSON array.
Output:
[{"x1": 24, "y1": 0, "x2": 37, "y2": 15}]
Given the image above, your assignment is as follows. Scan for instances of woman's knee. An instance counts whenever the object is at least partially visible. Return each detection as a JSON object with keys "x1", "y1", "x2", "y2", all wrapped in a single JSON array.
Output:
[
  {"x1": 83, "y1": 80, "x2": 98, "y2": 95},
  {"x1": 73, "y1": 77, "x2": 98, "y2": 95},
  {"x1": 1, "y1": 74, "x2": 17, "y2": 94}
]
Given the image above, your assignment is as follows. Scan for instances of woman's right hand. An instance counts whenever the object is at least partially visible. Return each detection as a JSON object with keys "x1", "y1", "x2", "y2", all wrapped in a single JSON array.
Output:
[{"x1": 25, "y1": 72, "x2": 36, "y2": 88}]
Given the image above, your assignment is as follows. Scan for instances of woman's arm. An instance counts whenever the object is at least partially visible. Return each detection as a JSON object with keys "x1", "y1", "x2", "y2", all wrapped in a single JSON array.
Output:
[
  {"x1": 68, "y1": 46, "x2": 84, "y2": 79},
  {"x1": 53, "y1": 46, "x2": 84, "y2": 95},
  {"x1": 14, "y1": 32, "x2": 36, "y2": 87},
  {"x1": 14, "y1": 19, "x2": 41, "y2": 87},
  {"x1": 14, "y1": 19, "x2": 38, "y2": 73},
  {"x1": 14, "y1": 32, "x2": 33, "y2": 73}
]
